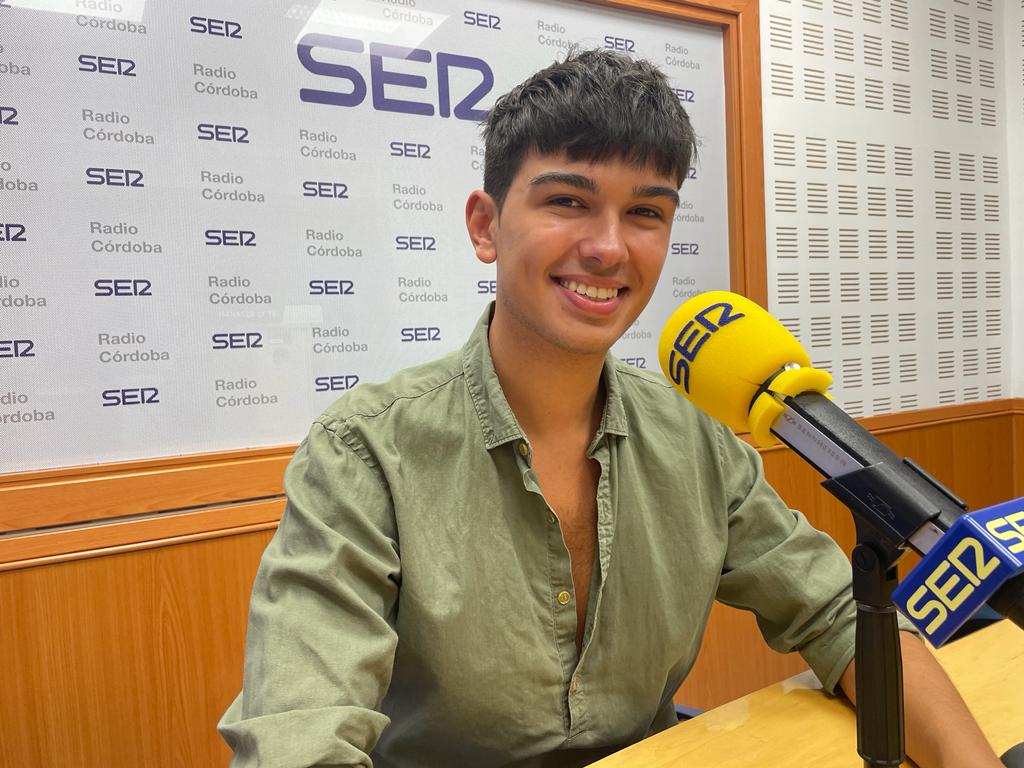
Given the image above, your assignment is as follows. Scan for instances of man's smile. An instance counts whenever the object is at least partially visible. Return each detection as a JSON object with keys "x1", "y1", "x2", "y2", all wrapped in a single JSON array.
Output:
[{"x1": 555, "y1": 278, "x2": 624, "y2": 302}]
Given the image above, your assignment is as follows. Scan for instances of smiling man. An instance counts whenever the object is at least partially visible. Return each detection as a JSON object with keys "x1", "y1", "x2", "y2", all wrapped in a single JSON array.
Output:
[{"x1": 220, "y1": 50, "x2": 1001, "y2": 768}]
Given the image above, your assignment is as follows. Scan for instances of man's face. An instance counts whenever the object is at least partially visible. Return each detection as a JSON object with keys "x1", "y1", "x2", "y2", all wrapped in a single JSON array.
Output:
[{"x1": 469, "y1": 151, "x2": 678, "y2": 358}]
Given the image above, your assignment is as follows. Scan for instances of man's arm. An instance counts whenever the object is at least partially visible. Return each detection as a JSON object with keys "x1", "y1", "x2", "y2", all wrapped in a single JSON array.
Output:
[
  {"x1": 838, "y1": 631, "x2": 1001, "y2": 768},
  {"x1": 218, "y1": 419, "x2": 400, "y2": 767}
]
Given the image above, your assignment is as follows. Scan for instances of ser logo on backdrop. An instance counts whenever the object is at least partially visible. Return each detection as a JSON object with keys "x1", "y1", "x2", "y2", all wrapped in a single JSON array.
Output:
[
  {"x1": 303, "y1": 180, "x2": 349, "y2": 198},
  {"x1": 189, "y1": 16, "x2": 243, "y2": 38},
  {"x1": 400, "y1": 327, "x2": 441, "y2": 342},
  {"x1": 94, "y1": 278, "x2": 153, "y2": 296},
  {"x1": 309, "y1": 279, "x2": 355, "y2": 296},
  {"x1": 86, "y1": 167, "x2": 144, "y2": 187},
  {"x1": 604, "y1": 36, "x2": 636, "y2": 52},
  {"x1": 0, "y1": 223, "x2": 27, "y2": 241},
  {"x1": 78, "y1": 55, "x2": 136, "y2": 76},
  {"x1": 296, "y1": 34, "x2": 494, "y2": 121},
  {"x1": 212, "y1": 332, "x2": 263, "y2": 350},
  {"x1": 101, "y1": 387, "x2": 159, "y2": 407},
  {"x1": 205, "y1": 229, "x2": 256, "y2": 246},
  {"x1": 197, "y1": 123, "x2": 249, "y2": 143},
  {"x1": 463, "y1": 11, "x2": 501, "y2": 29},
  {"x1": 0, "y1": 339, "x2": 34, "y2": 358},
  {"x1": 395, "y1": 235, "x2": 436, "y2": 251},
  {"x1": 314, "y1": 374, "x2": 360, "y2": 392},
  {"x1": 670, "y1": 242, "x2": 700, "y2": 256},
  {"x1": 390, "y1": 141, "x2": 431, "y2": 159}
]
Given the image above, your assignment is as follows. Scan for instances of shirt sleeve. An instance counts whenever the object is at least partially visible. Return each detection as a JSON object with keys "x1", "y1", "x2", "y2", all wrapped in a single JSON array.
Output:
[
  {"x1": 711, "y1": 420, "x2": 859, "y2": 695},
  {"x1": 218, "y1": 419, "x2": 400, "y2": 767}
]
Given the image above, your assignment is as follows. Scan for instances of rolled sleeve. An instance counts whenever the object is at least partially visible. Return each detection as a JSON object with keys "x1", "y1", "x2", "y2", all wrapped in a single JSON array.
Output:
[
  {"x1": 218, "y1": 419, "x2": 401, "y2": 767},
  {"x1": 712, "y1": 422, "x2": 858, "y2": 694}
]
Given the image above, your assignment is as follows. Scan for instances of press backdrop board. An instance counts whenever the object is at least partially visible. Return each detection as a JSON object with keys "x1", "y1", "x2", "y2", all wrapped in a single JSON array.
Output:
[{"x1": 0, "y1": 0, "x2": 729, "y2": 472}]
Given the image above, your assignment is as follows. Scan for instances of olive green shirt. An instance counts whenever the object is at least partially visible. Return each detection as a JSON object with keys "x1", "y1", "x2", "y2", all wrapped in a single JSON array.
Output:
[{"x1": 219, "y1": 305, "x2": 860, "y2": 768}]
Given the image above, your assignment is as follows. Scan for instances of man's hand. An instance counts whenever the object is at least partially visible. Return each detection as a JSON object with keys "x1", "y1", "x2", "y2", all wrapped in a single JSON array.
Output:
[{"x1": 838, "y1": 631, "x2": 1001, "y2": 768}]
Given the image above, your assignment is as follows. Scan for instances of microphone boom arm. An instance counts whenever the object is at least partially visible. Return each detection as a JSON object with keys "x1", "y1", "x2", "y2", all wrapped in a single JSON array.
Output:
[
  {"x1": 767, "y1": 387, "x2": 1024, "y2": 631},
  {"x1": 770, "y1": 394, "x2": 948, "y2": 556}
]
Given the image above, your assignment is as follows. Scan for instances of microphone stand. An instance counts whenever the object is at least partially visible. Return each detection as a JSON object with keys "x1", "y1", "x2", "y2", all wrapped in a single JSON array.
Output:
[
  {"x1": 848, "y1": 520, "x2": 905, "y2": 768},
  {"x1": 769, "y1": 397, "x2": 937, "y2": 768},
  {"x1": 766, "y1": 387, "x2": 1016, "y2": 764}
]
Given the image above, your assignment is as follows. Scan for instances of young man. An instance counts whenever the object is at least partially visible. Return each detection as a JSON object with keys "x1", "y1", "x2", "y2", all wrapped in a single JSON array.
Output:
[{"x1": 220, "y1": 50, "x2": 1000, "y2": 767}]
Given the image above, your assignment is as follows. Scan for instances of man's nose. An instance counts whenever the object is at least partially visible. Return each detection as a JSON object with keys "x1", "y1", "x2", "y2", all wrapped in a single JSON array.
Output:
[{"x1": 577, "y1": 213, "x2": 628, "y2": 266}]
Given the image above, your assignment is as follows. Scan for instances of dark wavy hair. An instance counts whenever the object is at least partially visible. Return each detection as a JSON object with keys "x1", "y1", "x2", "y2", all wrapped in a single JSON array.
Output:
[{"x1": 482, "y1": 48, "x2": 697, "y2": 209}]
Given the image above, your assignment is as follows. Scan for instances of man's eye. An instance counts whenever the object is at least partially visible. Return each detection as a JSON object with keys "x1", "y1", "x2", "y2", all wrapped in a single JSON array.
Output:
[
  {"x1": 549, "y1": 196, "x2": 582, "y2": 208},
  {"x1": 632, "y1": 206, "x2": 663, "y2": 219}
]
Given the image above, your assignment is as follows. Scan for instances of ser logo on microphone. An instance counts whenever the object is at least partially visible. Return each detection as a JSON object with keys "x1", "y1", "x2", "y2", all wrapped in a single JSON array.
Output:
[
  {"x1": 666, "y1": 302, "x2": 744, "y2": 393},
  {"x1": 893, "y1": 499, "x2": 1024, "y2": 646}
]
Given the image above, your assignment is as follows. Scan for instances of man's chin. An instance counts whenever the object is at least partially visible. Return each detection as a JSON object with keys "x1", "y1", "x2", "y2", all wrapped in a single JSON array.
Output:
[{"x1": 549, "y1": 330, "x2": 624, "y2": 359}]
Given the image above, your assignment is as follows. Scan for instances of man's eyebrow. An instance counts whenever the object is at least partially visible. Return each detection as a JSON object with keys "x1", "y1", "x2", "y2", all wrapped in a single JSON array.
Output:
[
  {"x1": 528, "y1": 172, "x2": 597, "y2": 194},
  {"x1": 528, "y1": 173, "x2": 680, "y2": 209},
  {"x1": 634, "y1": 185, "x2": 681, "y2": 208}
]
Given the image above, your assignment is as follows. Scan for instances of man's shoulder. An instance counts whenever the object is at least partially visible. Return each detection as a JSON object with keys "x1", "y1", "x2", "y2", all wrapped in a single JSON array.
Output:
[
  {"x1": 316, "y1": 348, "x2": 465, "y2": 432},
  {"x1": 611, "y1": 358, "x2": 675, "y2": 392},
  {"x1": 610, "y1": 357, "x2": 727, "y2": 447},
  {"x1": 612, "y1": 358, "x2": 704, "y2": 414}
]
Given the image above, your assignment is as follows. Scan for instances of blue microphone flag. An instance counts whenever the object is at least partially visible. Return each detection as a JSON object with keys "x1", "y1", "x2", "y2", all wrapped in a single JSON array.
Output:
[{"x1": 893, "y1": 498, "x2": 1024, "y2": 646}]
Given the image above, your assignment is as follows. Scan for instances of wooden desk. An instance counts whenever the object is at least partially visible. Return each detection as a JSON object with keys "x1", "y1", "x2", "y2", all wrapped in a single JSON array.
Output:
[{"x1": 592, "y1": 621, "x2": 1023, "y2": 767}]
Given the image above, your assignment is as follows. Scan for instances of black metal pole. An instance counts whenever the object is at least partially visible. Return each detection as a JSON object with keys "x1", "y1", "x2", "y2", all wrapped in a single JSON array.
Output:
[{"x1": 850, "y1": 527, "x2": 905, "y2": 768}]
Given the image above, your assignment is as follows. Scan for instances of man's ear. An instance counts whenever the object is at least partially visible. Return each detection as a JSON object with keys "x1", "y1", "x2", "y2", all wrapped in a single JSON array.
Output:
[{"x1": 465, "y1": 189, "x2": 499, "y2": 265}]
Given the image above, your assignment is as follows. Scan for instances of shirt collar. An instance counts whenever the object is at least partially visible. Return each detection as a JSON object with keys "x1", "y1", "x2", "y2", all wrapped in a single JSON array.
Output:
[{"x1": 462, "y1": 303, "x2": 629, "y2": 450}]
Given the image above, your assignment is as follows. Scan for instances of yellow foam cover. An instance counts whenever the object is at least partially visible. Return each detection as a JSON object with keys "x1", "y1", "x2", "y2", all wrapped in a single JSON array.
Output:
[{"x1": 657, "y1": 291, "x2": 832, "y2": 446}]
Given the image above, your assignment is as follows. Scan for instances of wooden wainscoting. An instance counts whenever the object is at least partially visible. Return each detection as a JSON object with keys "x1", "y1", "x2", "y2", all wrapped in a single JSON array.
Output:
[
  {"x1": 0, "y1": 529, "x2": 274, "y2": 768},
  {"x1": 1015, "y1": 407, "x2": 1024, "y2": 496}
]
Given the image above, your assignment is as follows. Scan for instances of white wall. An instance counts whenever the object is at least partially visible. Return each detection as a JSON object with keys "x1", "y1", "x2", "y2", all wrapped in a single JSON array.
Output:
[
  {"x1": 1007, "y1": 0, "x2": 1024, "y2": 397},
  {"x1": 760, "y1": 0, "x2": 1015, "y2": 416}
]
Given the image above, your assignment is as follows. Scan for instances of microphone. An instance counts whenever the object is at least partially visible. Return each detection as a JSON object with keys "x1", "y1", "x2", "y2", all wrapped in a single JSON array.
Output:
[
  {"x1": 1002, "y1": 743, "x2": 1024, "y2": 768},
  {"x1": 657, "y1": 290, "x2": 1024, "y2": 644}
]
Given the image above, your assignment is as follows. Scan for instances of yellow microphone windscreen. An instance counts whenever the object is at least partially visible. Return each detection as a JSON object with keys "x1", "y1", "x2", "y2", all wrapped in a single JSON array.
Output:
[{"x1": 657, "y1": 291, "x2": 812, "y2": 433}]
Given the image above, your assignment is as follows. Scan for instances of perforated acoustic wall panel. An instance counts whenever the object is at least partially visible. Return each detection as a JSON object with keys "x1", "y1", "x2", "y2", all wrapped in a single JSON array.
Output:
[
  {"x1": 762, "y1": 0, "x2": 1014, "y2": 416},
  {"x1": 1008, "y1": 0, "x2": 1024, "y2": 397}
]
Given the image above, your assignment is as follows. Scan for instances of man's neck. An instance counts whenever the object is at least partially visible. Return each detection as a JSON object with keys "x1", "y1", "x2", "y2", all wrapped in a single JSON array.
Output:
[{"x1": 487, "y1": 313, "x2": 606, "y2": 444}]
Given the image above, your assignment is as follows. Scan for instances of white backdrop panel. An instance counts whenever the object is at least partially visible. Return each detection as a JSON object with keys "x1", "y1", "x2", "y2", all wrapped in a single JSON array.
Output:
[{"x1": 0, "y1": 0, "x2": 729, "y2": 472}]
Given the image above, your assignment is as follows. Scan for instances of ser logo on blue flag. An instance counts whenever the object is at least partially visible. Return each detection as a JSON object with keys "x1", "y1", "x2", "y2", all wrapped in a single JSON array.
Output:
[{"x1": 893, "y1": 498, "x2": 1024, "y2": 646}]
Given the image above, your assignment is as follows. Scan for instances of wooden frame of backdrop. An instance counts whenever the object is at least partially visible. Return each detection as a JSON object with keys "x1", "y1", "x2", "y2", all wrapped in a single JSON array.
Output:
[{"x1": 0, "y1": 0, "x2": 765, "y2": 559}]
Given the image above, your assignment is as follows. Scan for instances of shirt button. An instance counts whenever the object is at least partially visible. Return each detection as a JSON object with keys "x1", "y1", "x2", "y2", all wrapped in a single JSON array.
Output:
[
  {"x1": 518, "y1": 442, "x2": 529, "y2": 457},
  {"x1": 547, "y1": 512, "x2": 557, "y2": 525},
  {"x1": 557, "y1": 590, "x2": 572, "y2": 605},
  {"x1": 570, "y1": 678, "x2": 580, "y2": 693}
]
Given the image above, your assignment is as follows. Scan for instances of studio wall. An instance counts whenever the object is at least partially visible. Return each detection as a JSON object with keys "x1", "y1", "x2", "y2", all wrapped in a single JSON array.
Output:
[
  {"x1": 1005, "y1": 0, "x2": 1024, "y2": 397},
  {"x1": 760, "y1": 0, "x2": 1019, "y2": 414}
]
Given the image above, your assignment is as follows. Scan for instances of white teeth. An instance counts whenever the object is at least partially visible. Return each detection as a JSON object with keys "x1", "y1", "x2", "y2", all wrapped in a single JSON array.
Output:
[{"x1": 559, "y1": 279, "x2": 620, "y2": 301}]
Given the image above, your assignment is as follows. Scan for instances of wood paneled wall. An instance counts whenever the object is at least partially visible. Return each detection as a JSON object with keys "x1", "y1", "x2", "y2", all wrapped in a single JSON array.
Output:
[
  {"x1": 1015, "y1": 411, "x2": 1024, "y2": 496},
  {"x1": 0, "y1": 531, "x2": 272, "y2": 768},
  {"x1": 1, "y1": 405, "x2": 1021, "y2": 767}
]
